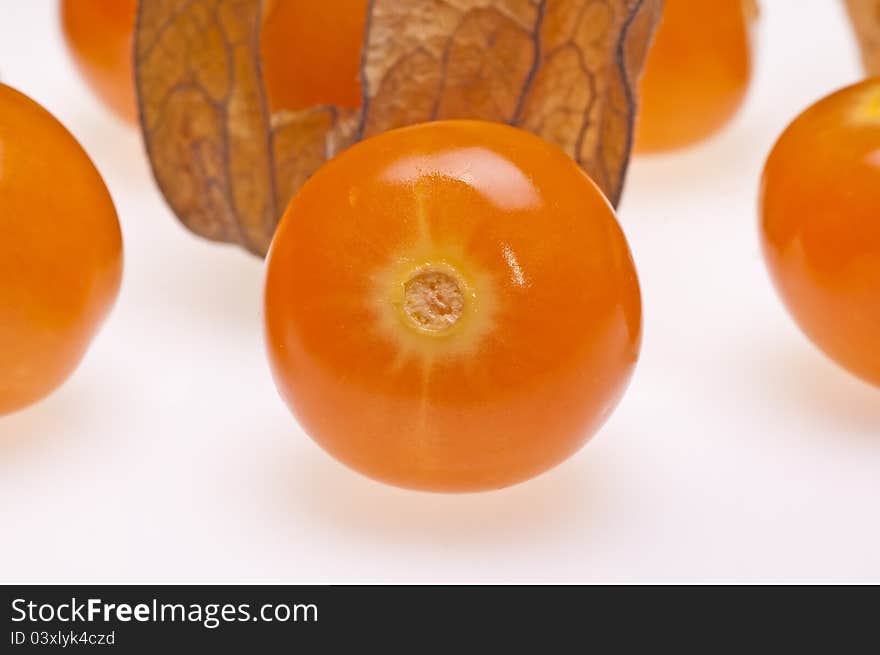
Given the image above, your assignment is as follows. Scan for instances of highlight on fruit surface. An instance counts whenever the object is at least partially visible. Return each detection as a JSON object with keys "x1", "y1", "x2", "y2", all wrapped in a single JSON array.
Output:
[
  {"x1": 134, "y1": 0, "x2": 664, "y2": 256},
  {"x1": 845, "y1": 0, "x2": 880, "y2": 75},
  {"x1": 264, "y1": 120, "x2": 643, "y2": 492}
]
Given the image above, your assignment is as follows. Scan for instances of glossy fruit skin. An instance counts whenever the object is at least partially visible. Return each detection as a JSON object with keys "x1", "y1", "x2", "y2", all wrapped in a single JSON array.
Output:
[
  {"x1": 760, "y1": 79, "x2": 880, "y2": 387},
  {"x1": 260, "y1": 0, "x2": 368, "y2": 113},
  {"x1": 0, "y1": 84, "x2": 123, "y2": 416},
  {"x1": 60, "y1": 0, "x2": 138, "y2": 123},
  {"x1": 635, "y1": 0, "x2": 754, "y2": 153},
  {"x1": 265, "y1": 120, "x2": 642, "y2": 492}
]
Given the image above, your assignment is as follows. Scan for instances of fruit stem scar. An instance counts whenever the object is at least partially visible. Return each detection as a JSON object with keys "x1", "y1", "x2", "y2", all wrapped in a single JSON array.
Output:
[{"x1": 402, "y1": 268, "x2": 465, "y2": 334}]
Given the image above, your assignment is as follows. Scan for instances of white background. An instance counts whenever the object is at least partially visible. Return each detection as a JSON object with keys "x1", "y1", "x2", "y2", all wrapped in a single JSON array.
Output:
[{"x1": 1, "y1": 1, "x2": 878, "y2": 584}]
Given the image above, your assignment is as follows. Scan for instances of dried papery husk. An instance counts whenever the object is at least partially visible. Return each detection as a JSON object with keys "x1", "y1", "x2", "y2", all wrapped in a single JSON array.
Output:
[
  {"x1": 135, "y1": 0, "x2": 663, "y2": 256},
  {"x1": 846, "y1": 0, "x2": 880, "y2": 75}
]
